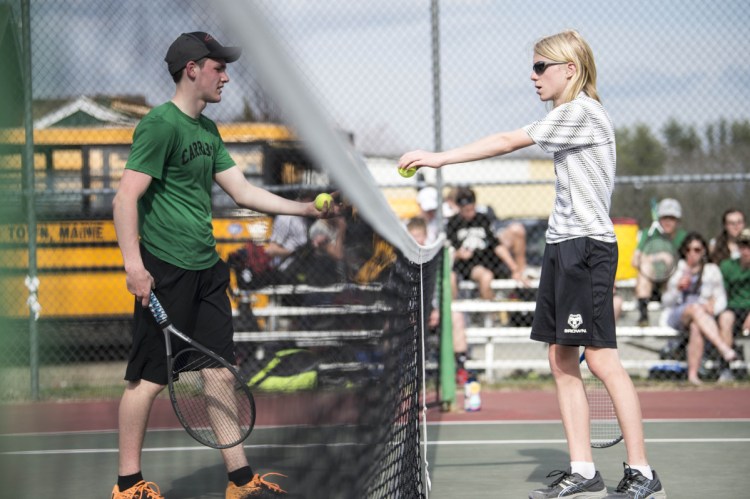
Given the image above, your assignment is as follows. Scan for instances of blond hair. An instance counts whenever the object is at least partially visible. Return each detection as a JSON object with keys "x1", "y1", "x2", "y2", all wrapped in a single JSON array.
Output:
[{"x1": 534, "y1": 30, "x2": 599, "y2": 104}]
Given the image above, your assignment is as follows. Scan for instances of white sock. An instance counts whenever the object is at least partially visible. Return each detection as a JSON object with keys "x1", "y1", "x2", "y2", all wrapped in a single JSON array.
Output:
[
  {"x1": 629, "y1": 464, "x2": 653, "y2": 480},
  {"x1": 570, "y1": 461, "x2": 596, "y2": 480}
]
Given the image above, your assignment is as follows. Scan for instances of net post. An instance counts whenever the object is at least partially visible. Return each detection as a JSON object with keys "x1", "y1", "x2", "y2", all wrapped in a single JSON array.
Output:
[{"x1": 439, "y1": 244, "x2": 456, "y2": 410}]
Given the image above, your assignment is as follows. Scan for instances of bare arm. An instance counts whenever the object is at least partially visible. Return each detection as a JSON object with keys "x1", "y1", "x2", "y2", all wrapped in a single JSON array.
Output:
[
  {"x1": 399, "y1": 128, "x2": 534, "y2": 170},
  {"x1": 112, "y1": 169, "x2": 154, "y2": 306},
  {"x1": 214, "y1": 166, "x2": 333, "y2": 218},
  {"x1": 264, "y1": 241, "x2": 293, "y2": 259}
]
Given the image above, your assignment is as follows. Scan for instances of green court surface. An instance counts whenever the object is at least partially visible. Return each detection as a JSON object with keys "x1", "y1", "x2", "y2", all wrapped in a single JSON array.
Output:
[
  {"x1": 1, "y1": 418, "x2": 748, "y2": 498},
  {"x1": 425, "y1": 419, "x2": 750, "y2": 498}
]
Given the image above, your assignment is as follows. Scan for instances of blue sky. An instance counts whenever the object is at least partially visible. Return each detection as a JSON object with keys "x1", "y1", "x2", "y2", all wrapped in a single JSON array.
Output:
[{"x1": 28, "y1": 0, "x2": 750, "y2": 155}]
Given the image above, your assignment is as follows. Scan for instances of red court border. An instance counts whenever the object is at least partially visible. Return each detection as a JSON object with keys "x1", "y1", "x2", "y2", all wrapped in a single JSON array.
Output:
[{"x1": 1, "y1": 387, "x2": 749, "y2": 435}]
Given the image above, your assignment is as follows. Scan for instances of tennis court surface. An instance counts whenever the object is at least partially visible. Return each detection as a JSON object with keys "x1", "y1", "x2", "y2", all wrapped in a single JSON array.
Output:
[{"x1": 1, "y1": 386, "x2": 748, "y2": 498}]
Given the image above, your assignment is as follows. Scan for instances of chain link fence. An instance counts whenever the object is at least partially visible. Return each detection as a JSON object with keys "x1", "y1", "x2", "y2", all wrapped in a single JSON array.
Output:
[{"x1": 1, "y1": 0, "x2": 749, "y2": 401}]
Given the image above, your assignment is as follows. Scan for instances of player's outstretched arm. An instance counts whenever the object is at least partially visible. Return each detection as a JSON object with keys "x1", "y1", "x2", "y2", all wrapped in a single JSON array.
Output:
[
  {"x1": 214, "y1": 166, "x2": 337, "y2": 218},
  {"x1": 398, "y1": 128, "x2": 533, "y2": 170}
]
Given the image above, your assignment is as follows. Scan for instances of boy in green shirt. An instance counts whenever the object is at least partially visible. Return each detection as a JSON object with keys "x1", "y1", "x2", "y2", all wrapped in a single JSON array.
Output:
[{"x1": 112, "y1": 32, "x2": 336, "y2": 499}]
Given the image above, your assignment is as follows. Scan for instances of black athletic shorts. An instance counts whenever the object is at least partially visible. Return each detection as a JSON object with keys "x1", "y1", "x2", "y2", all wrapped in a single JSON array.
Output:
[
  {"x1": 125, "y1": 245, "x2": 236, "y2": 385},
  {"x1": 530, "y1": 237, "x2": 618, "y2": 348},
  {"x1": 453, "y1": 250, "x2": 510, "y2": 281}
]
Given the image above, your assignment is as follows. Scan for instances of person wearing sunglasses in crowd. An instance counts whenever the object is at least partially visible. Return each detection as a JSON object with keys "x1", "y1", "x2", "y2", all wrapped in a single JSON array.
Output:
[
  {"x1": 399, "y1": 29, "x2": 666, "y2": 499},
  {"x1": 661, "y1": 232, "x2": 735, "y2": 386}
]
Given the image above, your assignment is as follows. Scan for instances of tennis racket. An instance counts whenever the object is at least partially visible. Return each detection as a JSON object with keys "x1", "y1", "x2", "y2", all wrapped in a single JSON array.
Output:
[
  {"x1": 636, "y1": 198, "x2": 678, "y2": 283},
  {"x1": 580, "y1": 351, "x2": 623, "y2": 448},
  {"x1": 637, "y1": 230, "x2": 678, "y2": 284},
  {"x1": 148, "y1": 292, "x2": 256, "y2": 449}
]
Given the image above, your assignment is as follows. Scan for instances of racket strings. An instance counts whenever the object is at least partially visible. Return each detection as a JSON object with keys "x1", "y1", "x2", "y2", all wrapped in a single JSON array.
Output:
[
  {"x1": 171, "y1": 350, "x2": 254, "y2": 448},
  {"x1": 639, "y1": 237, "x2": 677, "y2": 283},
  {"x1": 582, "y1": 370, "x2": 622, "y2": 447}
]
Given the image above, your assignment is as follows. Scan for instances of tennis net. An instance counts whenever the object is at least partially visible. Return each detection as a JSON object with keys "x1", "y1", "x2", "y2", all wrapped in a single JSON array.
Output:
[{"x1": 214, "y1": 1, "x2": 443, "y2": 496}]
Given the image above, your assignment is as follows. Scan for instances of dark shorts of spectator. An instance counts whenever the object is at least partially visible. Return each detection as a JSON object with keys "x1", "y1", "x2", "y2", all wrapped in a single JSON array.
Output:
[
  {"x1": 530, "y1": 237, "x2": 618, "y2": 348},
  {"x1": 453, "y1": 250, "x2": 511, "y2": 281},
  {"x1": 125, "y1": 245, "x2": 236, "y2": 385}
]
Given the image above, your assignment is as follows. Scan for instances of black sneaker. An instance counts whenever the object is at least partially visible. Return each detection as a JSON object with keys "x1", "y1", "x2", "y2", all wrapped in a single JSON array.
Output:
[
  {"x1": 529, "y1": 469, "x2": 607, "y2": 498},
  {"x1": 604, "y1": 463, "x2": 666, "y2": 498}
]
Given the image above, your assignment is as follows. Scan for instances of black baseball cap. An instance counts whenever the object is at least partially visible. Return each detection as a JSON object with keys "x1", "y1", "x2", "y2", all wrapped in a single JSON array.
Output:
[
  {"x1": 165, "y1": 32, "x2": 241, "y2": 75},
  {"x1": 455, "y1": 188, "x2": 476, "y2": 207}
]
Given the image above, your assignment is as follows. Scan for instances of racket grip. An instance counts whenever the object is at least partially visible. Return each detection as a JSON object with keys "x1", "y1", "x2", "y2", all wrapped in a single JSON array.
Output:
[{"x1": 148, "y1": 292, "x2": 170, "y2": 326}]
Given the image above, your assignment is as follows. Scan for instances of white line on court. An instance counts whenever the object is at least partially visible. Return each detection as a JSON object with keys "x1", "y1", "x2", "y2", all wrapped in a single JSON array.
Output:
[
  {"x1": 3, "y1": 437, "x2": 750, "y2": 456},
  {"x1": 427, "y1": 438, "x2": 750, "y2": 445},
  {"x1": 2, "y1": 418, "x2": 747, "y2": 438},
  {"x1": 427, "y1": 418, "x2": 750, "y2": 425}
]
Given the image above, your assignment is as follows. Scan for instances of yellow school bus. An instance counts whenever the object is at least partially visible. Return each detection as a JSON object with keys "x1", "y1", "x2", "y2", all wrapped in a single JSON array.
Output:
[{"x1": 0, "y1": 123, "x2": 322, "y2": 321}]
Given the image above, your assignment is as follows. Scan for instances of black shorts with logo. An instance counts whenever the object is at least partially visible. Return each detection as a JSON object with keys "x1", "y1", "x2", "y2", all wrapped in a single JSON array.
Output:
[
  {"x1": 530, "y1": 237, "x2": 618, "y2": 348},
  {"x1": 125, "y1": 245, "x2": 236, "y2": 385}
]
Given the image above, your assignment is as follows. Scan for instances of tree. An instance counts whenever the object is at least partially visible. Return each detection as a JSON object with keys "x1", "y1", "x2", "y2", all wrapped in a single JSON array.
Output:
[
  {"x1": 662, "y1": 118, "x2": 702, "y2": 157},
  {"x1": 615, "y1": 124, "x2": 666, "y2": 176}
]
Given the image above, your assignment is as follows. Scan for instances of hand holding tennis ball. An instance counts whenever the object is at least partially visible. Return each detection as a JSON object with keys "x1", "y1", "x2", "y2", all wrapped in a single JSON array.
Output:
[
  {"x1": 314, "y1": 192, "x2": 334, "y2": 211},
  {"x1": 398, "y1": 165, "x2": 418, "y2": 178}
]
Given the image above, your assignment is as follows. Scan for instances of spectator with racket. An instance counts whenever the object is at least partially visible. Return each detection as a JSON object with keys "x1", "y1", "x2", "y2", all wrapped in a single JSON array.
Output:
[
  {"x1": 111, "y1": 31, "x2": 337, "y2": 499},
  {"x1": 399, "y1": 29, "x2": 666, "y2": 498},
  {"x1": 661, "y1": 232, "x2": 733, "y2": 385},
  {"x1": 631, "y1": 198, "x2": 688, "y2": 327}
]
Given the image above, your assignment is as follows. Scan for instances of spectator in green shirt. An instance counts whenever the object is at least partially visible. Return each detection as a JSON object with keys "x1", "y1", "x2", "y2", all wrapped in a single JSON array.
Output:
[
  {"x1": 631, "y1": 198, "x2": 688, "y2": 326},
  {"x1": 717, "y1": 228, "x2": 750, "y2": 381}
]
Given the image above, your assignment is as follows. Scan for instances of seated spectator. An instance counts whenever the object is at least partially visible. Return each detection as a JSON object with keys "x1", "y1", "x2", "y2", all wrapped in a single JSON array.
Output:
[
  {"x1": 661, "y1": 232, "x2": 735, "y2": 385},
  {"x1": 446, "y1": 187, "x2": 527, "y2": 299},
  {"x1": 444, "y1": 187, "x2": 528, "y2": 277},
  {"x1": 278, "y1": 215, "x2": 347, "y2": 288},
  {"x1": 264, "y1": 191, "x2": 314, "y2": 274},
  {"x1": 717, "y1": 228, "x2": 750, "y2": 381},
  {"x1": 709, "y1": 208, "x2": 746, "y2": 264},
  {"x1": 631, "y1": 198, "x2": 688, "y2": 326},
  {"x1": 309, "y1": 216, "x2": 346, "y2": 264}
]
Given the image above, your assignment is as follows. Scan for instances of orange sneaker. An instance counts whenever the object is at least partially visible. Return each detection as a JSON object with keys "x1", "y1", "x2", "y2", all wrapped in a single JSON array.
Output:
[
  {"x1": 111, "y1": 480, "x2": 164, "y2": 499},
  {"x1": 225, "y1": 473, "x2": 287, "y2": 498}
]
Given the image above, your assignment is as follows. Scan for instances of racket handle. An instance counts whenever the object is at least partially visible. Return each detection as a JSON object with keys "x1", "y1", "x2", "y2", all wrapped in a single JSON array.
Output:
[{"x1": 148, "y1": 292, "x2": 170, "y2": 326}]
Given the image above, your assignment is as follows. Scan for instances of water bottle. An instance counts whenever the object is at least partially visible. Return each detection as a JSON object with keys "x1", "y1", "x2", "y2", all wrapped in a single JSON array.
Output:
[{"x1": 464, "y1": 376, "x2": 481, "y2": 412}]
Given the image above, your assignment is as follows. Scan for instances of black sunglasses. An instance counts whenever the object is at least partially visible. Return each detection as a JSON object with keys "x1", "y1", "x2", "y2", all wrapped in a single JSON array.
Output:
[{"x1": 532, "y1": 61, "x2": 567, "y2": 75}]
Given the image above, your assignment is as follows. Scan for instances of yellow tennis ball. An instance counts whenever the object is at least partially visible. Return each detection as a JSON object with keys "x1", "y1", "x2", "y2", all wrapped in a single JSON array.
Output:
[
  {"x1": 398, "y1": 166, "x2": 418, "y2": 178},
  {"x1": 314, "y1": 193, "x2": 333, "y2": 211}
]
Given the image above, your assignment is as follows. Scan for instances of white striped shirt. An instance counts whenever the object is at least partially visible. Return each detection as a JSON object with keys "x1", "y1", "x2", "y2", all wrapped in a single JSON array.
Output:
[{"x1": 523, "y1": 93, "x2": 617, "y2": 244}]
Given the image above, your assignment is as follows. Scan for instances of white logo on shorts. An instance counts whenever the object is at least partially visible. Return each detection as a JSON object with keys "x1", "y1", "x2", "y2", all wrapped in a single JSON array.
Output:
[{"x1": 565, "y1": 314, "x2": 586, "y2": 333}]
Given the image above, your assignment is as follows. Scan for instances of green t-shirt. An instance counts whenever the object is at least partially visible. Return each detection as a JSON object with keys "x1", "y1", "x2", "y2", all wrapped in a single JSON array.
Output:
[
  {"x1": 720, "y1": 258, "x2": 750, "y2": 309},
  {"x1": 125, "y1": 102, "x2": 235, "y2": 270}
]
